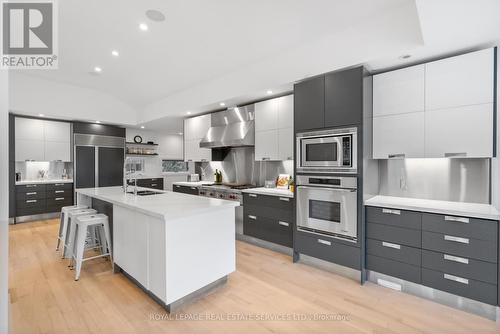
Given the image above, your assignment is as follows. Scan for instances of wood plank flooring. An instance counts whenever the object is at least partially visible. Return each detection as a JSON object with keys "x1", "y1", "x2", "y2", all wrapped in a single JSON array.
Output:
[{"x1": 8, "y1": 218, "x2": 500, "y2": 334}]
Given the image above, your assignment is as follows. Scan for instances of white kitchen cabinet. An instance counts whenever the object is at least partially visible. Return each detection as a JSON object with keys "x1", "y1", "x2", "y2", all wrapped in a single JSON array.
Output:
[
  {"x1": 184, "y1": 138, "x2": 211, "y2": 162},
  {"x1": 373, "y1": 64, "x2": 425, "y2": 117},
  {"x1": 425, "y1": 104, "x2": 493, "y2": 158},
  {"x1": 255, "y1": 130, "x2": 279, "y2": 161},
  {"x1": 373, "y1": 112, "x2": 425, "y2": 159},
  {"x1": 43, "y1": 121, "x2": 70, "y2": 142},
  {"x1": 15, "y1": 118, "x2": 44, "y2": 140},
  {"x1": 255, "y1": 94, "x2": 294, "y2": 161},
  {"x1": 278, "y1": 128, "x2": 293, "y2": 161},
  {"x1": 255, "y1": 98, "x2": 279, "y2": 131},
  {"x1": 184, "y1": 114, "x2": 211, "y2": 141},
  {"x1": 425, "y1": 48, "x2": 494, "y2": 111},
  {"x1": 44, "y1": 141, "x2": 71, "y2": 162},
  {"x1": 15, "y1": 139, "x2": 44, "y2": 161}
]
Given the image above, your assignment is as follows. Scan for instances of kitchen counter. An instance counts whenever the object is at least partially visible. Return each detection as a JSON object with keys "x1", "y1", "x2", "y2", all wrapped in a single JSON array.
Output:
[
  {"x1": 365, "y1": 195, "x2": 500, "y2": 221},
  {"x1": 172, "y1": 181, "x2": 213, "y2": 187},
  {"x1": 16, "y1": 179, "x2": 73, "y2": 185},
  {"x1": 76, "y1": 186, "x2": 237, "y2": 312},
  {"x1": 242, "y1": 187, "x2": 294, "y2": 198}
]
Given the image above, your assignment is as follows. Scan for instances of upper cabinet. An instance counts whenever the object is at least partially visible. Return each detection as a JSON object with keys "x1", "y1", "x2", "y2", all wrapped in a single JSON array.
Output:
[
  {"x1": 372, "y1": 48, "x2": 496, "y2": 159},
  {"x1": 373, "y1": 64, "x2": 425, "y2": 117},
  {"x1": 255, "y1": 95, "x2": 294, "y2": 161},
  {"x1": 425, "y1": 48, "x2": 494, "y2": 111},
  {"x1": 294, "y1": 67, "x2": 364, "y2": 132},
  {"x1": 15, "y1": 118, "x2": 71, "y2": 161},
  {"x1": 183, "y1": 114, "x2": 212, "y2": 162}
]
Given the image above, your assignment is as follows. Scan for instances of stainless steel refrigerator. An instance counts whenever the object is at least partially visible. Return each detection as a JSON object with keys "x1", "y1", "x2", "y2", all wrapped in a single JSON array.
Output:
[{"x1": 74, "y1": 133, "x2": 125, "y2": 189}]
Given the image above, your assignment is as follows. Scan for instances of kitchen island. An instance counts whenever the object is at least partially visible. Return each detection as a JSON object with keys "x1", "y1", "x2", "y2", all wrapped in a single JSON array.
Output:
[{"x1": 76, "y1": 186, "x2": 238, "y2": 312}]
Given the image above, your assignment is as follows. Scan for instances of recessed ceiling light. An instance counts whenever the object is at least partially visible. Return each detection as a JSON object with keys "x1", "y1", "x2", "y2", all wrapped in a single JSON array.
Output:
[
  {"x1": 266, "y1": 90, "x2": 273, "y2": 95},
  {"x1": 145, "y1": 9, "x2": 166, "y2": 22},
  {"x1": 94, "y1": 66, "x2": 102, "y2": 73},
  {"x1": 139, "y1": 23, "x2": 149, "y2": 31},
  {"x1": 140, "y1": 126, "x2": 145, "y2": 129},
  {"x1": 219, "y1": 102, "x2": 226, "y2": 107},
  {"x1": 178, "y1": 132, "x2": 183, "y2": 136},
  {"x1": 399, "y1": 54, "x2": 411, "y2": 60},
  {"x1": 111, "y1": 50, "x2": 119, "y2": 57},
  {"x1": 186, "y1": 111, "x2": 192, "y2": 115},
  {"x1": 95, "y1": 120, "x2": 101, "y2": 124},
  {"x1": 38, "y1": 113, "x2": 45, "y2": 117}
]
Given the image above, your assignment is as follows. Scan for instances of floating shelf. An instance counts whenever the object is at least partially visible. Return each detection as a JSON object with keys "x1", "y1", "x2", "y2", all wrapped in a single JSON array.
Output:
[
  {"x1": 126, "y1": 153, "x2": 159, "y2": 157},
  {"x1": 126, "y1": 142, "x2": 159, "y2": 146}
]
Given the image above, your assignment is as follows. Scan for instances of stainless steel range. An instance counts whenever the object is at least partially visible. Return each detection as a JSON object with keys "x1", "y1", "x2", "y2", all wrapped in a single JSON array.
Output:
[{"x1": 199, "y1": 184, "x2": 256, "y2": 235}]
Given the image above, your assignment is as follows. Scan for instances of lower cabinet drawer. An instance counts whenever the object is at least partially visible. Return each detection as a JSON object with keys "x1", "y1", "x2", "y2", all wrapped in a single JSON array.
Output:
[
  {"x1": 16, "y1": 199, "x2": 46, "y2": 216},
  {"x1": 46, "y1": 189, "x2": 73, "y2": 198},
  {"x1": 366, "y1": 238, "x2": 421, "y2": 266},
  {"x1": 243, "y1": 214, "x2": 293, "y2": 247},
  {"x1": 366, "y1": 222, "x2": 421, "y2": 248},
  {"x1": 366, "y1": 254, "x2": 421, "y2": 284},
  {"x1": 421, "y1": 268, "x2": 497, "y2": 305},
  {"x1": 295, "y1": 231, "x2": 360, "y2": 270},
  {"x1": 422, "y1": 231, "x2": 497, "y2": 263},
  {"x1": 173, "y1": 185, "x2": 199, "y2": 195},
  {"x1": 46, "y1": 197, "x2": 73, "y2": 207},
  {"x1": 16, "y1": 191, "x2": 46, "y2": 201},
  {"x1": 421, "y1": 250, "x2": 497, "y2": 285}
]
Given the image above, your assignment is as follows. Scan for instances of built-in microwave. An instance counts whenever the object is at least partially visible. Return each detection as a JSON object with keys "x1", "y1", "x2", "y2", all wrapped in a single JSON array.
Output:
[{"x1": 296, "y1": 127, "x2": 357, "y2": 173}]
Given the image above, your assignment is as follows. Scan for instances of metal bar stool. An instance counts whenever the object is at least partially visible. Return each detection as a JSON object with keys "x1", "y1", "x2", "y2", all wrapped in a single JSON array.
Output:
[
  {"x1": 72, "y1": 213, "x2": 112, "y2": 281},
  {"x1": 62, "y1": 208, "x2": 97, "y2": 259},
  {"x1": 56, "y1": 205, "x2": 88, "y2": 252}
]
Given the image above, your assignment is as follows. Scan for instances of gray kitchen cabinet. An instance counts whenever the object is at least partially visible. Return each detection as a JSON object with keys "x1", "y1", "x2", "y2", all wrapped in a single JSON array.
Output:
[
  {"x1": 173, "y1": 184, "x2": 199, "y2": 195},
  {"x1": 366, "y1": 205, "x2": 499, "y2": 306},
  {"x1": 15, "y1": 183, "x2": 74, "y2": 217},
  {"x1": 243, "y1": 193, "x2": 294, "y2": 247},
  {"x1": 373, "y1": 64, "x2": 425, "y2": 117},
  {"x1": 324, "y1": 66, "x2": 363, "y2": 127},
  {"x1": 254, "y1": 95, "x2": 294, "y2": 161},
  {"x1": 294, "y1": 76, "x2": 325, "y2": 132}
]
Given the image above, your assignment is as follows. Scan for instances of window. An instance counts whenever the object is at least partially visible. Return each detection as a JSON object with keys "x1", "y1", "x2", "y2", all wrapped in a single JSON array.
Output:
[{"x1": 162, "y1": 160, "x2": 188, "y2": 172}]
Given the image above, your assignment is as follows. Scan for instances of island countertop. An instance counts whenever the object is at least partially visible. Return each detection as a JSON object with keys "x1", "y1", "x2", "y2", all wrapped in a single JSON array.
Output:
[{"x1": 76, "y1": 186, "x2": 239, "y2": 220}]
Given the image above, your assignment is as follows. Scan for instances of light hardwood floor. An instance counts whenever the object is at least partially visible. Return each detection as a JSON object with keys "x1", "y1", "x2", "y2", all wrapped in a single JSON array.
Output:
[{"x1": 8, "y1": 218, "x2": 500, "y2": 334}]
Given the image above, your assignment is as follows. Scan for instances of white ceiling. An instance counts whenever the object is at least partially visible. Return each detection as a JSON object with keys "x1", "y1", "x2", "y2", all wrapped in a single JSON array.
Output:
[{"x1": 12, "y1": 0, "x2": 500, "y2": 132}]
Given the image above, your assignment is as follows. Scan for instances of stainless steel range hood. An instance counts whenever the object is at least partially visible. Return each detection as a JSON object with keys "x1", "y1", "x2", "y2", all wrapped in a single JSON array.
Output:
[{"x1": 199, "y1": 105, "x2": 255, "y2": 148}]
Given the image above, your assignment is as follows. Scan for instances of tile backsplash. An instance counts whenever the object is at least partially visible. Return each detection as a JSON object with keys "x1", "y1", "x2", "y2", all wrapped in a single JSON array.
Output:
[{"x1": 15, "y1": 161, "x2": 73, "y2": 181}]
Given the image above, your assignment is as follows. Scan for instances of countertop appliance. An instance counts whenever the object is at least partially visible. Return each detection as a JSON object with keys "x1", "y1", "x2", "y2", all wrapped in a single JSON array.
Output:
[
  {"x1": 296, "y1": 127, "x2": 357, "y2": 174},
  {"x1": 74, "y1": 133, "x2": 125, "y2": 189},
  {"x1": 296, "y1": 175, "x2": 357, "y2": 242},
  {"x1": 199, "y1": 183, "x2": 256, "y2": 235}
]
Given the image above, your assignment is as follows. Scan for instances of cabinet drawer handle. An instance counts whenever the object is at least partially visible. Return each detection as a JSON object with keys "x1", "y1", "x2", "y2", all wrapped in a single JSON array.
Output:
[
  {"x1": 151, "y1": 184, "x2": 157, "y2": 186},
  {"x1": 444, "y1": 273, "x2": 469, "y2": 285},
  {"x1": 54, "y1": 183, "x2": 64, "y2": 186},
  {"x1": 248, "y1": 215, "x2": 257, "y2": 220},
  {"x1": 317, "y1": 239, "x2": 331, "y2": 246},
  {"x1": 26, "y1": 185, "x2": 37, "y2": 188},
  {"x1": 26, "y1": 192, "x2": 37, "y2": 195},
  {"x1": 444, "y1": 235, "x2": 469, "y2": 244},
  {"x1": 175, "y1": 185, "x2": 180, "y2": 188},
  {"x1": 55, "y1": 198, "x2": 65, "y2": 201},
  {"x1": 26, "y1": 200, "x2": 37, "y2": 203},
  {"x1": 279, "y1": 197, "x2": 289, "y2": 202},
  {"x1": 249, "y1": 194, "x2": 257, "y2": 198},
  {"x1": 382, "y1": 241, "x2": 401, "y2": 250},
  {"x1": 278, "y1": 221, "x2": 289, "y2": 227},
  {"x1": 388, "y1": 153, "x2": 405, "y2": 159},
  {"x1": 55, "y1": 190, "x2": 64, "y2": 193},
  {"x1": 444, "y1": 254, "x2": 469, "y2": 264},
  {"x1": 382, "y1": 208, "x2": 401, "y2": 215},
  {"x1": 444, "y1": 152, "x2": 466, "y2": 158},
  {"x1": 444, "y1": 216, "x2": 469, "y2": 224}
]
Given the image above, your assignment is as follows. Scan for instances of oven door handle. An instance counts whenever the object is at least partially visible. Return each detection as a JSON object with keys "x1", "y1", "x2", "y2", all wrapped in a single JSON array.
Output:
[{"x1": 296, "y1": 185, "x2": 356, "y2": 192}]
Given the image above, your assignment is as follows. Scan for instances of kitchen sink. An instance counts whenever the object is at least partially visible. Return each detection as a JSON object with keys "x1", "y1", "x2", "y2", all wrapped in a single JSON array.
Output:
[{"x1": 127, "y1": 190, "x2": 162, "y2": 196}]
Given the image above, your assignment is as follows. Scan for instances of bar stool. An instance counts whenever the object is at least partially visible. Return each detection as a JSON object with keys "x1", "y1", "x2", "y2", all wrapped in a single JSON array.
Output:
[
  {"x1": 62, "y1": 208, "x2": 97, "y2": 259},
  {"x1": 72, "y1": 214, "x2": 112, "y2": 281},
  {"x1": 56, "y1": 205, "x2": 88, "y2": 252}
]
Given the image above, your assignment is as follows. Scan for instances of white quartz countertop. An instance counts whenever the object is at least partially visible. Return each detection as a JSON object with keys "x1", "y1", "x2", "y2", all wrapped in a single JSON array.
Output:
[
  {"x1": 76, "y1": 186, "x2": 238, "y2": 220},
  {"x1": 173, "y1": 181, "x2": 213, "y2": 187},
  {"x1": 365, "y1": 195, "x2": 500, "y2": 221},
  {"x1": 16, "y1": 179, "x2": 73, "y2": 185},
  {"x1": 242, "y1": 187, "x2": 294, "y2": 198}
]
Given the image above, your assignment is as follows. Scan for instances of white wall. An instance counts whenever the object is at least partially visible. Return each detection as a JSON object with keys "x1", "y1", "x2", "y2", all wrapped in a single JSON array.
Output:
[
  {"x1": 0, "y1": 70, "x2": 9, "y2": 333},
  {"x1": 9, "y1": 73, "x2": 137, "y2": 126}
]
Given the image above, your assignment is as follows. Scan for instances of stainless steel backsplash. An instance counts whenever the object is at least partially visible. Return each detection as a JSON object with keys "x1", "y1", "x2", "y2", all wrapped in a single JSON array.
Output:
[
  {"x1": 378, "y1": 158, "x2": 490, "y2": 203},
  {"x1": 195, "y1": 147, "x2": 294, "y2": 186}
]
